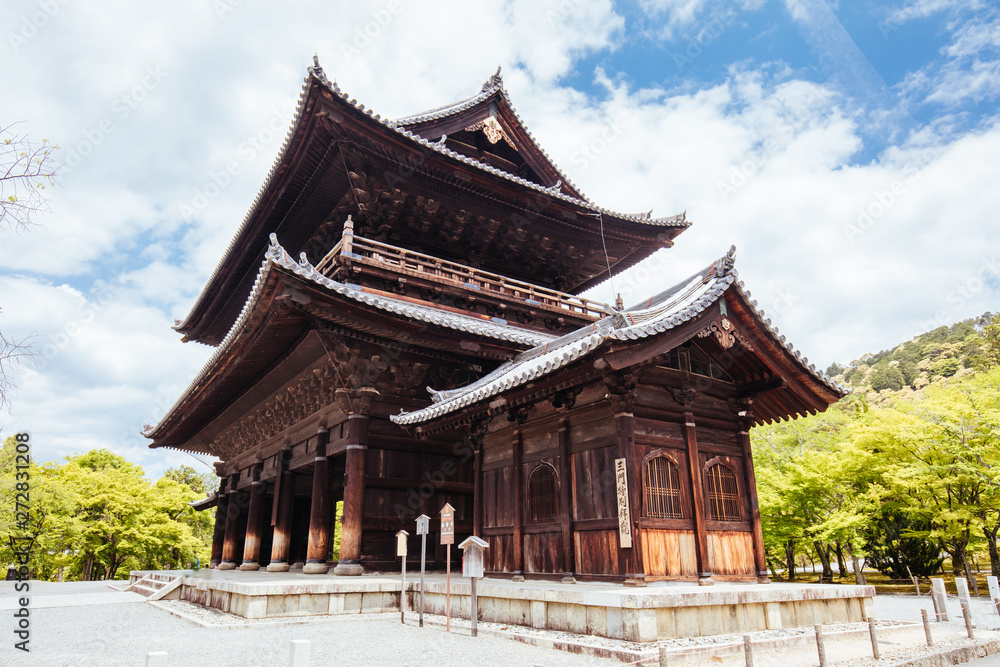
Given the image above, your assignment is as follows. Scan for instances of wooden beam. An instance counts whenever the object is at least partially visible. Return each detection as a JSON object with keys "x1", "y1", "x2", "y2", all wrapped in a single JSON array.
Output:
[
  {"x1": 267, "y1": 449, "x2": 295, "y2": 572},
  {"x1": 738, "y1": 428, "x2": 770, "y2": 583},
  {"x1": 210, "y1": 477, "x2": 229, "y2": 567},
  {"x1": 336, "y1": 387, "x2": 376, "y2": 575},
  {"x1": 736, "y1": 376, "x2": 785, "y2": 399},
  {"x1": 304, "y1": 429, "x2": 332, "y2": 574},
  {"x1": 557, "y1": 418, "x2": 575, "y2": 582},
  {"x1": 683, "y1": 412, "x2": 714, "y2": 586},
  {"x1": 239, "y1": 466, "x2": 266, "y2": 570},
  {"x1": 511, "y1": 429, "x2": 524, "y2": 581}
]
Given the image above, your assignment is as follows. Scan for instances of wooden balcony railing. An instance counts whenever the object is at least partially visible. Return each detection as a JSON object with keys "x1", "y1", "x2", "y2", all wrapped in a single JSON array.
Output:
[{"x1": 316, "y1": 217, "x2": 605, "y2": 321}]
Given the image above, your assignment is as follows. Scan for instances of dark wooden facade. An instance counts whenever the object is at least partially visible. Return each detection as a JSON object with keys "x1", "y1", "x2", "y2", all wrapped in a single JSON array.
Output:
[{"x1": 148, "y1": 60, "x2": 843, "y2": 581}]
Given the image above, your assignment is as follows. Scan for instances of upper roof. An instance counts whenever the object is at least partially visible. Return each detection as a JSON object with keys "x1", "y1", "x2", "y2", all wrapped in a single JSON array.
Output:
[
  {"x1": 174, "y1": 58, "x2": 689, "y2": 346},
  {"x1": 391, "y1": 247, "x2": 846, "y2": 429},
  {"x1": 393, "y1": 66, "x2": 589, "y2": 201}
]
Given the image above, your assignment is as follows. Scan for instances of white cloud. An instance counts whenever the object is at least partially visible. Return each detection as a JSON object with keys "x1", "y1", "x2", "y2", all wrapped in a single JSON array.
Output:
[
  {"x1": 886, "y1": 0, "x2": 984, "y2": 24},
  {"x1": 1, "y1": 0, "x2": 998, "y2": 479}
]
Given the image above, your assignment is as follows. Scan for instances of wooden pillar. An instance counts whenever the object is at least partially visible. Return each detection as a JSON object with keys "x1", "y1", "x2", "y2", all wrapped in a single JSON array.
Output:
[
  {"x1": 219, "y1": 474, "x2": 245, "y2": 570},
  {"x1": 473, "y1": 442, "x2": 483, "y2": 538},
  {"x1": 267, "y1": 450, "x2": 295, "y2": 572},
  {"x1": 557, "y1": 419, "x2": 576, "y2": 583},
  {"x1": 614, "y1": 406, "x2": 645, "y2": 586},
  {"x1": 511, "y1": 429, "x2": 524, "y2": 581},
  {"x1": 304, "y1": 428, "x2": 332, "y2": 574},
  {"x1": 335, "y1": 386, "x2": 377, "y2": 576},
  {"x1": 210, "y1": 478, "x2": 229, "y2": 568},
  {"x1": 240, "y1": 465, "x2": 266, "y2": 570},
  {"x1": 739, "y1": 428, "x2": 770, "y2": 583},
  {"x1": 336, "y1": 416, "x2": 369, "y2": 575},
  {"x1": 684, "y1": 412, "x2": 713, "y2": 585}
]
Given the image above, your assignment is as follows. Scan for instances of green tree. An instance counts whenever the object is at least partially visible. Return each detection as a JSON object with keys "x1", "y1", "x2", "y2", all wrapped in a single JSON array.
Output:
[
  {"x1": 971, "y1": 312, "x2": 1000, "y2": 371},
  {"x1": 870, "y1": 363, "x2": 905, "y2": 392}
]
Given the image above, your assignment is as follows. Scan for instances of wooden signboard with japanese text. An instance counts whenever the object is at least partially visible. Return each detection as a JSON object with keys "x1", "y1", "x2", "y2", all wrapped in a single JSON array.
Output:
[
  {"x1": 440, "y1": 503, "x2": 455, "y2": 545},
  {"x1": 615, "y1": 458, "x2": 632, "y2": 549}
]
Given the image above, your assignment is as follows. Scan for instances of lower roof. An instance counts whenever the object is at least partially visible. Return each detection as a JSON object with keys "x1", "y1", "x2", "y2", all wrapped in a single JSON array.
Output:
[{"x1": 391, "y1": 247, "x2": 846, "y2": 428}]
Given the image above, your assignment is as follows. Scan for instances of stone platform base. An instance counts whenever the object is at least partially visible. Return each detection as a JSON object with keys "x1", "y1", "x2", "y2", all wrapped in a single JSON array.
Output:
[{"x1": 128, "y1": 570, "x2": 874, "y2": 643}]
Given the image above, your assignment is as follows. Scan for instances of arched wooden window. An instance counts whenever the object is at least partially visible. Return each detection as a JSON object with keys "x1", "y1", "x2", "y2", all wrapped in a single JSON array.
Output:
[
  {"x1": 643, "y1": 454, "x2": 684, "y2": 519},
  {"x1": 705, "y1": 463, "x2": 742, "y2": 521},
  {"x1": 527, "y1": 464, "x2": 558, "y2": 523}
]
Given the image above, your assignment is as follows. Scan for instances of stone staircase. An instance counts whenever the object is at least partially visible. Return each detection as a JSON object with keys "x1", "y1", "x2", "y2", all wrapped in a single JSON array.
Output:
[{"x1": 121, "y1": 571, "x2": 185, "y2": 600}]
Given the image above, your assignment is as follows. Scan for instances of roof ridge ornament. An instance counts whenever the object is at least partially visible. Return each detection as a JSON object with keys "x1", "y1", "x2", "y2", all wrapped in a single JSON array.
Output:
[
  {"x1": 309, "y1": 54, "x2": 331, "y2": 87},
  {"x1": 714, "y1": 245, "x2": 736, "y2": 278},
  {"x1": 481, "y1": 65, "x2": 503, "y2": 92}
]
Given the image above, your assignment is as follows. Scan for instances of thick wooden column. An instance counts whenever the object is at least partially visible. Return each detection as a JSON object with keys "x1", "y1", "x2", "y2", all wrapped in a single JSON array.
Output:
[
  {"x1": 240, "y1": 465, "x2": 266, "y2": 570},
  {"x1": 614, "y1": 405, "x2": 645, "y2": 586},
  {"x1": 335, "y1": 387, "x2": 377, "y2": 576},
  {"x1": 473, "y1": 443, "x2": 483, "y2": 538},
  {"x1": 210, "y1": 478, "x2": 229, "y2": 568},
  {"x1": 304, "y1": 428, "x2": 332, "y2": 574},
  {"x1": 684, "y1": 412, "x2": 713, "y2": 585},
  {"x1": 219, "y1": 473, "x2": 242, "y2": 570},
  {"x1": 738, "y1": 428, "x2": 770, "y2": 583},
  {"x1": 557, "y1": 419, "x2": 576, "y2": 583},
  {"x1": 511, "y1": 429, "x2": 524, "y2": 581},
  {"x1": 267, "y1": 450, "x2": 295, "y2": 572}
]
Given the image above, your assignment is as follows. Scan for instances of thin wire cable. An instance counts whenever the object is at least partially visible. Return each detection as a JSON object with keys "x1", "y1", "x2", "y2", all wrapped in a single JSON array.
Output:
[
  {"x1": 184, "y1": 451, "x2": 216, "y2": 471},
  {"x1": 590, "y1": 212, "x2": 617, "y2": 306}
]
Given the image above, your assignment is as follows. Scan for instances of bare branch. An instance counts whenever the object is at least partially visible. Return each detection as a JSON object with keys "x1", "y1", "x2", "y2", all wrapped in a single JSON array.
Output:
[
  {"x1": 0, "y1": 312, "x2": 38, "y2": 415},
  {"x1": 0, "y1": 122, "x2": 61, "y2": 233}
]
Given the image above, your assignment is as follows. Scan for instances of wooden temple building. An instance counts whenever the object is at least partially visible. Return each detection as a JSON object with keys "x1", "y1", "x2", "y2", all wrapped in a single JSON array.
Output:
[{"x1": 146, "y1": 59, "x2": 845, "y2": 585}]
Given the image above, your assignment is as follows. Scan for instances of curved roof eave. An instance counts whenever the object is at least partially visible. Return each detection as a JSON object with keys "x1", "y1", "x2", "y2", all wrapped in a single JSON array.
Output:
[
  {"x1": 147, "y1": 235, "x2": 556, "y2": 444},
  {"x1": 175, "y1": 57, "x2": 689, "y2": 342}
]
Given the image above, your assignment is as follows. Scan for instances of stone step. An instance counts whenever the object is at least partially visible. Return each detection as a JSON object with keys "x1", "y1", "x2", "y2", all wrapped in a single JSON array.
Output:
[{"x1": 132, "y1": 584, "x2": 158, "y2": 598}]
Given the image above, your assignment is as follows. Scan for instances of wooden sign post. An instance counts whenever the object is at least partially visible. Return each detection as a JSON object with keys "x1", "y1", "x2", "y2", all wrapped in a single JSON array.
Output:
[
  {"x1": 415, "y1": 514, "x2": 429, "y2": 628},
  {"x1": 396, "y1": 529, "x2": 408, "y2": 624},
  {"x1": 440, "y1": 503, "x2": 455, "y2": 632},
  {"x1": 614, "y1": 458, "x2": 633, "y2": 549},
  {"x1": 459, "y1": 536, "x2": 489, "y2": 637}
]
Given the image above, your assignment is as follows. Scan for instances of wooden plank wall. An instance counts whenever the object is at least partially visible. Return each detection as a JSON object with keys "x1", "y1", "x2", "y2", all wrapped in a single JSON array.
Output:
[{"x1": 477, "y1": 371, "x2": 760, "y2": 580}]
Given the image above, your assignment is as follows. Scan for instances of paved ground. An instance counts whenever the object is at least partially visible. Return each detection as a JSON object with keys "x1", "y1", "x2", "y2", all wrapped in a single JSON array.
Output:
[
  {"x1": 0, "y1": 580, "x2": 614, "y2": 667},
  {"x1": 2, "y1": 579, "x2": 999, "y2": 666}
]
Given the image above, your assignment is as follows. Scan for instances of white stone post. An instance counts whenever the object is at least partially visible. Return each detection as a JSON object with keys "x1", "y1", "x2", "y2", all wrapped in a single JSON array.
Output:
[
  {"x1": 289, "y1": 639, "x2": 310, "y2": 667},
  {"x1": 145, "y1": 652, "x2": 168, "y2": 667},
  {"x1": 987, "y1": 575, "x2": 1000, "y2": 605},
  {"x1": 931, "y1": 578, "x2": 949, "y2": 622},
  {"x1": 956, "y1": 577, "x2": 972, "y2": 607}
]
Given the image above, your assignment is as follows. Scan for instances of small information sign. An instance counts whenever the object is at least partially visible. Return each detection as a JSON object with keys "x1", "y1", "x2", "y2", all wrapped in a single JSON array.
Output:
[
  {"x1": 440, "y1": 503, "x2": 455, "y2": 545},
  {"x1": 396, "y1": 530, "x2": 408, "y2": 557}
]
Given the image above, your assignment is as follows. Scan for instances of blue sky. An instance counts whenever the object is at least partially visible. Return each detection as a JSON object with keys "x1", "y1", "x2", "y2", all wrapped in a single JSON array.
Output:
[{"x1": 1, "y1": 0, "x2": 998, "y2": 478}]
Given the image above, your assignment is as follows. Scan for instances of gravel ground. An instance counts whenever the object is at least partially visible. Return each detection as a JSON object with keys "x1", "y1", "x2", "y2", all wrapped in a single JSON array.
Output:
[{"x1": 3, "y1": 580, "x2": 1000, "y2": 667}]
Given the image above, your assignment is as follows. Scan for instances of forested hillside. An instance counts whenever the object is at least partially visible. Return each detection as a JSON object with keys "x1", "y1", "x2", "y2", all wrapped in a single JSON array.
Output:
[{"x1": 753, "y1": 311, "x2": 1000, "y2": 587}]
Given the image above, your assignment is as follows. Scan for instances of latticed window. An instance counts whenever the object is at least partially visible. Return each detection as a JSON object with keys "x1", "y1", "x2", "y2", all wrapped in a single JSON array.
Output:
[
  {"x1": 706, "y1": 463, "x2": 742, "y2": 521},
  {"x1": 527, "y1": 464, "x2": 558, "y2": 523},
  {"x1": 643, "y1": 456, "x2": 684, "y2": 519}
]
